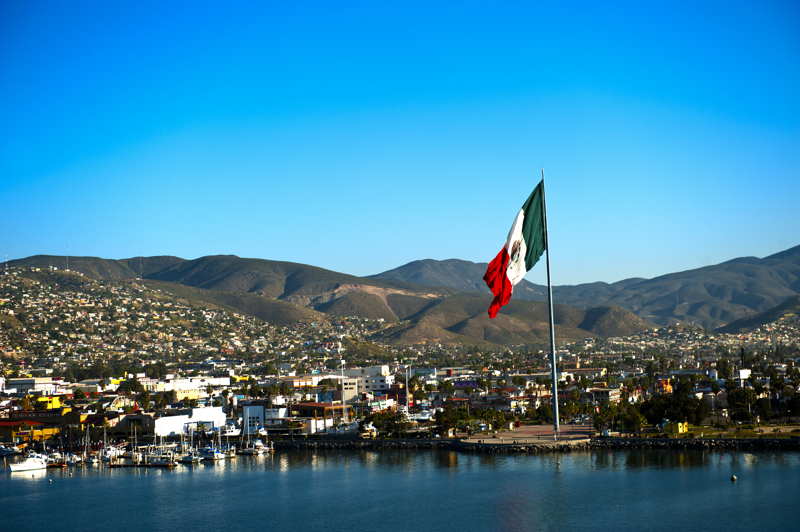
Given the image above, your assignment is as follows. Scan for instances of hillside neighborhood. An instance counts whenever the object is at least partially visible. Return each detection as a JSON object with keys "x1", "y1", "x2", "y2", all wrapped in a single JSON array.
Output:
[{"x1": 2, "y1": 264, "x2": 799, "y2": 448}]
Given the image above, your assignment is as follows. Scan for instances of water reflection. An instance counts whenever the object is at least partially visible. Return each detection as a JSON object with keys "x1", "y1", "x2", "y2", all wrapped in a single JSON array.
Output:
[
  {"x1": 592, "y1": 450, "x2": 714, "y2": 470},
  {"x1": 3, "y1": 450, "x2": 799, "y2": 482},
  {"x1": 478, "y1": 454, "x2": 499, "y2": 468},
  {"x1": 278, "y1": 453, "x2": 290, "y2": 473},
  {"x1": 9, "y1": 468, "x2": 47, "y2": 481},
  {"x1": 3, "y1": 450, "x2": 800, "y2": 532},
  {"x1": 434, "y1": 451, "x2": 458, "y2": 469}
]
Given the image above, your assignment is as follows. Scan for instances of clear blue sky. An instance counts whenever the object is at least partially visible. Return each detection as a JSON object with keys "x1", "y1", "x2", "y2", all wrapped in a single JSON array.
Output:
[{"x1": 2, "y1": 1, "x2": 798, "y2": 285}]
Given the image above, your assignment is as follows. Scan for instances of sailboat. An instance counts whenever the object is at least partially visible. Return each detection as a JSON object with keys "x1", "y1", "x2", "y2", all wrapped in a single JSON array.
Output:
[
  {"x1": 200, "y1": 428, "x2": 225, "y2": 461},
  {"x1": 144, "y1": 448, "x2": 178, "y2": 468},
  {"x1": 137, "y1": 434, "x2": 176, "y2": 468},
  {"x1": 237, "y1": 418, "x2": 257, "y2": 455},
  {"x1": 199, "y1": 446, "x2": 225, "y2": 461},
  {"x1": 224, "y1": 430, "x2": 236, "y2": 458},
  {"x1": 99, "y1": 426, "x2": 121, "y2": 463},
  {"x1": 178, "y1": 428, "x2": 201, "y2": 464},
  {"x1": 178, "y1": 451, "x2": 201, "y2": 464},
  {"x1": 46, "y1": 450, "x2": 67, "y2": 468},
  {"x1": 112, "y1": 425, "x2": 142, "y2": 467},
  {"x1": 238, "y1": 418, "x2": 272, "y2": 455}
]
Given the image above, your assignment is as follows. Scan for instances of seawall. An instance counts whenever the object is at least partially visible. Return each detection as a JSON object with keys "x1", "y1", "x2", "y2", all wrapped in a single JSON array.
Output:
[
  {"x1": 272, "y1": 436, "x2": 800, "y2": 454},
  {"x1": 589, "y1": 437, "x2": 800, "y2": 451}
]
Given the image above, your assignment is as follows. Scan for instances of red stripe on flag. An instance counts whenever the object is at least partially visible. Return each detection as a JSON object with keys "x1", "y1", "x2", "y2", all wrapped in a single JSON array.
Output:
[{"x1": 483, "y1": 247, "x2": 512, "y2": 318}]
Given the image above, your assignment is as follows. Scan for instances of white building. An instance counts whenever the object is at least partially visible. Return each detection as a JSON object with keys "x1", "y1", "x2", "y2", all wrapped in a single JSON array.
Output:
[
  {"x1": 241, "y1": 404, "x2": 291, "y2": 434},
  {"x1": 242, "y1": 404, "x2": 265, "y2": 435},
  {"x1": 6, "y1": 377, "x2": 58, "y2": 395},
  {"x1": 154, "y1": 406, "x2": 226, "y2": 437},
  {"x1": 339, "y1": 377, "x2": 359, "y2": 403},
  {"x1": 140, "y1": 376, "x2": 231, "y2": 394},
  {"x1": 302, "y1": 417, "x2": 335, "y2": 434},
  {"x1": 344, "y1": 365, "x2": 394, "y2": 393},
  {"x1": 738, "y1": 369, "x2": 752, "y2": 385},
  {"x1": 412, "y1": 368, "x2": 438, "y2": 386}
]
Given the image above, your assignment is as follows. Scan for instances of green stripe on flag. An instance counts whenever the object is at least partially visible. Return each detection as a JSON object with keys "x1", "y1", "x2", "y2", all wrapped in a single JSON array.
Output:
[{"x1": 521, "y1": 181, "x2": 546, "y2": 271}]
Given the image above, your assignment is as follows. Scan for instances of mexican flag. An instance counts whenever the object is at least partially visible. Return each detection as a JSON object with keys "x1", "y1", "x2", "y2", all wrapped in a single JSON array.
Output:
[{"x1": 482, "y1": 180, "x2": 547, "y2": 318}]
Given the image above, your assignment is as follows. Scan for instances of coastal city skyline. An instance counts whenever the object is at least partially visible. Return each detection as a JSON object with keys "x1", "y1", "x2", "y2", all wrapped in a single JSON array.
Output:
[
  {"x1": 2, "y1": 4, "x2": 800, "y2": 530},
  {"x1": 2, "y1": 2, "x2": 799, "y2": 285}
]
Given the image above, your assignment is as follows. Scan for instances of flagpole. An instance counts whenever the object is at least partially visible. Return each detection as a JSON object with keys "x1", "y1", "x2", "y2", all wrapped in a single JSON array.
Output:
[{"x1": 541, "y1": 168, "x2": 560, "y2": 438}]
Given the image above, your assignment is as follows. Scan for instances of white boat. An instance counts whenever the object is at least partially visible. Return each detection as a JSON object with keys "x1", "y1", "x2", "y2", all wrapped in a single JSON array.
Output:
[
  {"x1": 220, "y1": 424, "x2": 241, "y2": 437},
  {"x1": 9, "y1": 453, "x2": 48, "y2": 472},
  {"x1": 237, "y1": 445, "x2": 263, "y2": 456},
  {"x1": 101, "y1": 446, "x2": 124, "y2": 462},
  {"x1": 199, "y1": 447, "x2": 225, "y2": 461},
  {"x1": 115, "y1": 451, "x2": 143, "y2": 465},
  {"x1": 99, "y1": 427, "x2": 123, "y2": 462},
  {"x1": 238, "y1": 439, "x2": 269, "y2": 456},
  {"x1": 178, "y1": 429, "x2": 201, "y2": 464},
  {"x1": 46, "y1": 452, "x2": 67, "y2": 468},
  {"x1": 144, "y1": 452, "x2": 177, "y2": 467},
  {"x1": 0, "y1": 444, "x2": 21, "y2": 457},
  {"x1": 178, "y1": 452, "x2": 201, "y2": 464}
]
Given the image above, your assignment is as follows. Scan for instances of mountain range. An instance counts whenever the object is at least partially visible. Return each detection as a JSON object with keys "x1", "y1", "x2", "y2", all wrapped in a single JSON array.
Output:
[
  {"x1": 716, "y1": 295, "x2": 800, "y2": 334},
  {"x1": 372, "y1": 244, "x2": 800, "y2": 329},
  {"x1": 6, "y1": 243, "x2": 799, "y2": 345}
]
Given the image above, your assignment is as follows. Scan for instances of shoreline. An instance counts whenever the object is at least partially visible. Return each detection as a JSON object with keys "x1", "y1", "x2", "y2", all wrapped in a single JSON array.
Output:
[{"x1": 272, "y1": 436, "x2": 800, "y2": 454}]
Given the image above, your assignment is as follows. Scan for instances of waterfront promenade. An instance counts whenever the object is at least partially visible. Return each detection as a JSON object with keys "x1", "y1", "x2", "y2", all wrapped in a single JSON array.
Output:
[{"x1": 461, "y1": 423, "x2": 593, "y2": 444}]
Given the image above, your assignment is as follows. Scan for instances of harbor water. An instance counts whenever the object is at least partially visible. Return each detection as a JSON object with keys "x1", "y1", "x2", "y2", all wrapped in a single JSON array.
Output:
[{"x1": 2, "y1": 450, "x2": 798, "y2": 531}]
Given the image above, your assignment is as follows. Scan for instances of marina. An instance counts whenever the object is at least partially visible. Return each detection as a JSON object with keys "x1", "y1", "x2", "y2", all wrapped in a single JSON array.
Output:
[
  {"x1": 2, "y1": 431, "x2": 275, "y2": 471},
  {"x1": 2, "y1": 449, "x2": 799, "y2": 531}
]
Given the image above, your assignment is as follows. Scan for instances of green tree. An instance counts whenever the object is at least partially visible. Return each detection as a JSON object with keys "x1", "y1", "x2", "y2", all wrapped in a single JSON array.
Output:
[
  {"x1": 511, "y1": 376, "x2": 526, "y2": 387},
  {"x1": 536, "y1": 403, "x2": 554, "y2": 424},
  {"x1": 619, "y1": 405, "x2": 645, "y2": 433},
  {"x1": 317, "y1": 378, "x2": 339, "y2": 389},
  {"x1": 727, "y1": 387, "x2": 756, "y2": 422},
  {"x1": 155, "y1": 393, "x2": 168, "y2": 410},
  {"x1": 438, "y1": 380, "x2": 455, "y2": 397},
  {"x1": 166, "y1": 390, "x2": 178, "y2": 405},
  {"x1": 117, "y1": 378, "x2": 144, "y2": 395},
  {"x1": 19, "y1": 396, "x2": 33, "y2": 411},
  {"x1": 434, "y1": 405, "x2": 469, "y2": 434},
  {"x1": 136, "y1": 390, "x2": 152, "y2": 411},
  {"x1": 363, "y1": 410, "x2": 410, "y2": 438},
  {"x1": 593, "y1": 404, "x2": 618, "y2": 432},
  {"x1": 717, "y1": 358, "x2": 733, "y2": 380},
  {"x1": 754, "y1": 397, "x2": 773, "y2": 421}
]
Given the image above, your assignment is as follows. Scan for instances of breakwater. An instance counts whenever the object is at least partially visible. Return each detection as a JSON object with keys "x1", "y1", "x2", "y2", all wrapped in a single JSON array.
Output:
[
  {"x1": 274, "y1": 438, "x2": 451, "y2": 452},
  {"x1": 590, "y1": 436, "x2": 800, "y2": 451},
  {"x1": 272, "y1": 436, "x2": 800, "y2": 454},
  {"x1": 274, "y1": 437, "x2": 590, "y2": 454}
]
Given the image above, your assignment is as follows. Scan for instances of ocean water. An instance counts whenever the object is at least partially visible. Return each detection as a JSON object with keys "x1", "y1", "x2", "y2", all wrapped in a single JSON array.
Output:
[{"x1": 2, "y1": 450, "x2": 798, "y2": 531}]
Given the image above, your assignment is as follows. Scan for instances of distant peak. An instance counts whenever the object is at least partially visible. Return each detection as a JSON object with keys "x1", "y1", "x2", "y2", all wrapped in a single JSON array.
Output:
[
  {"x1": 764, "y1": 244, "x2": 800, "y2": 261},
  {"x1": 720, "y1": 256, "x2": 760, "y2": 265},
  {"x1": 194, "y1": 254, "x2": 241, "y2": 260}
]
